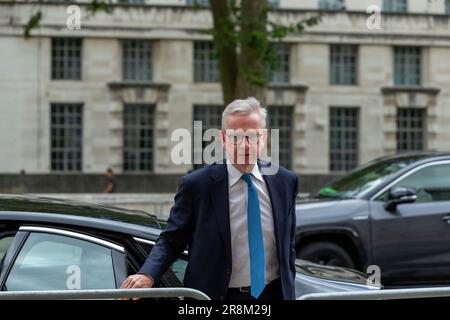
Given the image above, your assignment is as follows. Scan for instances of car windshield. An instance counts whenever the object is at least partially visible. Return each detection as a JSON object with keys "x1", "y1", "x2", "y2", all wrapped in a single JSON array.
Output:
[{"x1": 314, "y1": 154, "x2": 430, "y2": 200}]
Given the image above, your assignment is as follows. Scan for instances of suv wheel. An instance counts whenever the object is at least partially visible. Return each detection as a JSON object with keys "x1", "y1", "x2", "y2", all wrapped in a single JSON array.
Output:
[{"x1": 296, "y1": 241, "x2": 355, "y2": 269}]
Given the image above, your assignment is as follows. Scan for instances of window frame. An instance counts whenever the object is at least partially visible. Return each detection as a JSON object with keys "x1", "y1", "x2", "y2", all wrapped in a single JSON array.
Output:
[
  {"x1": 133, "y1": 237, "x2": 188, "y2": 287},
  {"x1": 383, "y1": 0, "x2": 408, "y2": 13},
  {"x1": 329, "y1": 106, "x2": 360, "y2": 173},
  {"x1": 267, "y1": 105, "x2": 294, "y2": 169},
  {"x1": 192, "y1": 105, "x2": 223, "y2": 170},
  {"x1": 193, "y1": 41, "x2": 220, "y2": 83},
  {"x1": 123, "y1": 103, "x2": 155, "y2": 172},
  {"x1": 122, "y1": 39, "x2": 153, "y2": 81},
  {"x1": 51, "y1": 38, "x2": 82, "y2": 80},
  {"x1": 396, "y1": 107, "x2": 427, "y2": 153},
  {"x1": 394, "y1": 46, "x2": 421, "y2": 86},
  {"x1": 318, "y1": 0, "x2": 345, "y2": 10},
  {"x1": 50, "y1": 102, "x2": 84, "y2": 172},
  {"x1": 0, "y1": 227, "x2": 127, "y2": 291},
  {"x1": 269, "y1": 42, "x2": 291, "y2": 84},
  {"x1": 372, "y1": 160, "x2": 450, "y2": 201},
  {"x1": 329, "y1": 44, "x2": 358, "y2": 86}
]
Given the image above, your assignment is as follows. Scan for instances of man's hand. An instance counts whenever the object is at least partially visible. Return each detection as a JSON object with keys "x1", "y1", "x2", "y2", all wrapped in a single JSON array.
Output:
[{"x1": 120, "y1": 274, "x2": 154, "y2": 300}]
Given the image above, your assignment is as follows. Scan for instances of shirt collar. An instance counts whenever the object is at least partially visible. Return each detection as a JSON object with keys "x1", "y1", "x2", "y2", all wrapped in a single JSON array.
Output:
[{"x1": 226, "y1": 158, "x2": 263, "y2": 187}]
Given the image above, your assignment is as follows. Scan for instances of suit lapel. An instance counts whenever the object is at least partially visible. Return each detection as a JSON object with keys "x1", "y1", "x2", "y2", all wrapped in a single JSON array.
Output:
[
  {"x1": 209, "y1": 162, "x2": 232, "y2": 262},
  {"x1": 260, "y1": 162, "x2": 284, "y2": 260}
]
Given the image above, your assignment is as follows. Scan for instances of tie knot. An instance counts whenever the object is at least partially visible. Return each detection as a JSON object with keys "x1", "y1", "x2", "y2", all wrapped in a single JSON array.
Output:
[{"x1": 241, "y1": 173, "x2": 253, "y2": 185}]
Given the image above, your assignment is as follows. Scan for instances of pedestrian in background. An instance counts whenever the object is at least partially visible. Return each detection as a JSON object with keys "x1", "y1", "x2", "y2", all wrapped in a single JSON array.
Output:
[{"x1": 104, "y1": 168, "x2": 116, "y2": 193}]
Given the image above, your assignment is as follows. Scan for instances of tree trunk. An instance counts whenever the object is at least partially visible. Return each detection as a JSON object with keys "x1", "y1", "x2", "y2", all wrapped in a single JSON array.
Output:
[
  {"x1": 210, "y1": 0, "x2": 238, "y2": 105},
  {"x1": 236, "y1": 0, "x2": 267, "y2": 104}
]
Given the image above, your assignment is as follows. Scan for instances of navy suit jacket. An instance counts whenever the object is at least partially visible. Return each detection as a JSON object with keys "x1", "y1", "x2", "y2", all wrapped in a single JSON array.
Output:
[{"x1": 139, "y1": 160, "x2": 299, "y2": 300}]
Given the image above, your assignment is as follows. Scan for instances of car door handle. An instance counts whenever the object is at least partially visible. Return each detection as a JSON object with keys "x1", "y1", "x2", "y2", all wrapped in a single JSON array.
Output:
[{"x1": 442, "y1": 215, "x2": 450, "y2": 222}]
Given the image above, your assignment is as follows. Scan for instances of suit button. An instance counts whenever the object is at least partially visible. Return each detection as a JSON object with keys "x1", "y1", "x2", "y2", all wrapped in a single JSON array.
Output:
[{"x1": 226, "y1": 268, "x2": 231, "y2": 275}]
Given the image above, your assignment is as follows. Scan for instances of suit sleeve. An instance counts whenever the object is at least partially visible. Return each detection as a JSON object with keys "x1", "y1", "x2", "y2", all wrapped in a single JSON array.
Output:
[
  {"x1": 290, "y1": 175, "x2": 299, "y2": 279},
  {"x1": 138, "y1": 176, "x2": 194, "y2": 283}
]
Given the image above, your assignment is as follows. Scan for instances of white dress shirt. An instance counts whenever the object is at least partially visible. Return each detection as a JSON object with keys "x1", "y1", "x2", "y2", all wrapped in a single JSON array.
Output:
[{"x1": 227, "y1": 159, "x2": 280, "y2": 288}]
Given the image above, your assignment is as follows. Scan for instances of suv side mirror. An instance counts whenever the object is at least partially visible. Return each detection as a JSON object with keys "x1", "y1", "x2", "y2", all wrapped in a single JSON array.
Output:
[{"x1": 385, "y1": 187, "x2": 417, "y2": 212}]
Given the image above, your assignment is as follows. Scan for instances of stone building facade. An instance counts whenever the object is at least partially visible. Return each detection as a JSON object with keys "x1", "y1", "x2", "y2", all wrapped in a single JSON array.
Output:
[{"x1": 1, "y1": 0, "x2": 450, "y2": 192}]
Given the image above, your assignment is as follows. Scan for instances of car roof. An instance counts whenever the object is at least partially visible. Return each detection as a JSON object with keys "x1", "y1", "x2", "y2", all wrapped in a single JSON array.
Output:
[
  {"x1": 361, "y1": 151, "x2": 450, "y2": 166},
  {"x1": 0, "y1": 194, "x2": 165, "y2": 238}
]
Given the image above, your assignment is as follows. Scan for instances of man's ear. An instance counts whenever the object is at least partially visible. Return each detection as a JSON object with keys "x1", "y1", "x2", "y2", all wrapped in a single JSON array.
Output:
[{"x1": 220, "y1": 130, "x2": 226, "y2": 145}]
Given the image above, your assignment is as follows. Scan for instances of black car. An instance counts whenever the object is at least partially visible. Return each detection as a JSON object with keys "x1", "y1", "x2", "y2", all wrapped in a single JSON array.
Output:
[
  {"x1": 0, "y1": 194, "x2": 379, "y2": 299},
  {"x1": 295, "y1": 152, "x2": 450, "y2": 287}
]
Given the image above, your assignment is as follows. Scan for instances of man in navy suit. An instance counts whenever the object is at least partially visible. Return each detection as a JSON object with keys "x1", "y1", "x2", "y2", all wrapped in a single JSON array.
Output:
[{"x1": 121, "y1": 97, "x2": 298, "y2": 300}]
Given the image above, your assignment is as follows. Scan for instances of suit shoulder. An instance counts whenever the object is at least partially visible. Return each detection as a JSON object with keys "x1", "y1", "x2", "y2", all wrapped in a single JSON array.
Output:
[
  {"x1": 181, "y1": 161, "x2": 224, "y2": 185},
  {"x1": 259, "y1": 160, "x2": 297, "y2": 181}
]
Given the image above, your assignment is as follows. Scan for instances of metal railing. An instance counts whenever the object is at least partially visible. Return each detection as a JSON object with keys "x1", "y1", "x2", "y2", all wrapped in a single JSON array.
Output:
[
  {"x1": 0, "y1": 288, "x2": 210, "y2": 300},
  {"x1": 298, "y1": 286, "x2": 450, "y2": 300}
]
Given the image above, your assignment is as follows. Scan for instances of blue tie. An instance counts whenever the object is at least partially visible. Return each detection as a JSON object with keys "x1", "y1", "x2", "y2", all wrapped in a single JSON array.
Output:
[{"x1": 241, "y1": 173, "x2": 266, "y2": 298}]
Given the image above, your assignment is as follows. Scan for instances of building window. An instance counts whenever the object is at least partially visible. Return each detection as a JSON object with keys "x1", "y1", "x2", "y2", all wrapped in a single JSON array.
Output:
[
  {"x1": 318, "y1": 0, "x2": 345, "y2": 10},
  {"x1": 123, "y1": 104, "x2": 155, "y2": 171},
  {"x1": 269, "y1": 43, "x2": 290, "y2": 84},
  {"x1": 267, "y1": 0, "x2": 280, "y2": 8},
  {"x1": 447, "y1": 0, "x2": 450, "y2": 14},
  {"x1": 188, "y1": 0, "x2": 277, "y2": 6},
  {"x1": 186, "y1": 0, "x2": 209, "y2": 6},
  {"x1": 268, "y1": 106, "x2": 293, "y2": 169},
  {"x1": 192, "y1": 105, "x2": 223, "y2": 169},
  {"x1": 122, "y1": 40, "x2": 152, "y2": 81},
  {"x1": 329, "y1": 107, "x2": 359, "y2": 173},
  {"x1": 394, "y1": 47, "x2": 421, "y2": 86},
  {"x1": 50, "y1": 103, "x2": 83, "y2": 172},
  {"x1": 383, "y1": 0, "x2": 407, "y2": 12},
  {"x1": 330, "y1": 45, "x2": 358, "y2": 85},
  {"x1": 51, "y1": 38, "x2": 82, "y2": 80},
  {"x1": 397, "y1": 108, "x2": 426, "y2": 152},
  {"x1": 193, "y1": 41, "x2": 220, "y2": 82}
]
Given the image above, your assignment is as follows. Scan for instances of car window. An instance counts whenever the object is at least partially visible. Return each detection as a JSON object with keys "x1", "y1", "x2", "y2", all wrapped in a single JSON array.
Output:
[
  {"x1": 0, "y1": 236, "x2": 14, "y2": 261},
  {"x1": 315, "y1": 155, "x2": 426, "y2": 200},
  {"x1": 5, "y1": 232, "x2": 116, "y2": 291},
  {"x1": 170, "y1": 258, "x2": 187, "y2": 283},
  {"x1": 380, "y1": 163, "x2": 450, "y2": 203},
  {"x1": 137, "y1": 241, "x2": 187, "y2": 285}
]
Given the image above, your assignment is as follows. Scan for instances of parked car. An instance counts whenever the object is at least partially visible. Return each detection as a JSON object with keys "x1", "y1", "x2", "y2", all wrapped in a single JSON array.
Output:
[
  {"x1": 0, "y1": 194, "x2": 379, "y2": 299},
  {"x1": 295, "y1": 152, "x2": 450, "y2": 287}
]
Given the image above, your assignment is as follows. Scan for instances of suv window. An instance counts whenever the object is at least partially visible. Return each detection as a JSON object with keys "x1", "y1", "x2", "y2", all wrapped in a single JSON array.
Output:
[
  {"x1": 5, "y1": 233, "x2": 116, "y2": 291},
  {"x1": 380, "y1": 163, "x2": 450, "y2": 203}
]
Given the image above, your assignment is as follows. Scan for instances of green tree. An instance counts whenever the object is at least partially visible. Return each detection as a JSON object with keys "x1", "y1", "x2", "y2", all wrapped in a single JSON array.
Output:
[
  {"x1": 209, "y1": 0, "x2": 320, "y2": 103},
  {"x1": 24, "y1": 0, "x2": 320, "y2": 104}
]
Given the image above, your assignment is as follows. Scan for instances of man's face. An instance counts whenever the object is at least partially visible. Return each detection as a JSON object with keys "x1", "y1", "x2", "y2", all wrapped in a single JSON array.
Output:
[{"x1": 220, "y1": 112, "x2": 266, "y2": 168}]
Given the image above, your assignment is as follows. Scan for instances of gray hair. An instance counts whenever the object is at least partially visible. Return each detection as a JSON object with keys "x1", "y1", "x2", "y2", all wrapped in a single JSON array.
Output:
[{"x1": 221, "y1": 97, "x2": 267, "y2": 129}]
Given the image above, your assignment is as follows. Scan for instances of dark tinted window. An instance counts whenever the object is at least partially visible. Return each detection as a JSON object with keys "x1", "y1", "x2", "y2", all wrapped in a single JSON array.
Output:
[{"x1": 5, "y1": 233, "x2": 116, "y2": 291}]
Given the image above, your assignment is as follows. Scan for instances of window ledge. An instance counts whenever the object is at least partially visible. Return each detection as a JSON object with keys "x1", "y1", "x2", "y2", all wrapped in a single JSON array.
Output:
[
  {"x1": 268, "y1": 83, "x2": 309, "y2": 92},
  {"x1": 381, "y1": 86, "x2": 440, "y2": 95},
  {"x1": 108, "y1": 81, "x2": 171, "y2": 90}
]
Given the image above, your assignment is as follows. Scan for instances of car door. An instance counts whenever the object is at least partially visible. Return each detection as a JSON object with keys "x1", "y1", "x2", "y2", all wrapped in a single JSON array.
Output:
[
  {"x1": 0, "y1": 226, "x2": 127, "y2": 291},
  {"x1": 369, "y1": 160, "x2": 450, "y2": 286},
  {"x1": 133, "y1": 237, "x2": 188, "y2": 287}
]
